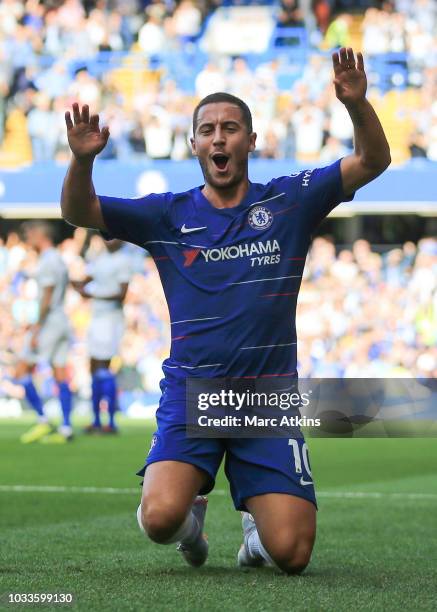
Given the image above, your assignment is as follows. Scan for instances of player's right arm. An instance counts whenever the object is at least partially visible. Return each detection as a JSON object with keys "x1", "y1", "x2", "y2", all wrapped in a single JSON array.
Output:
[
  {"x1": 63, "y1": 104, "x2": 168, "y2": 246},
  {"x1": 61, "y1": 103, "x2": 110, "y2": 231}
]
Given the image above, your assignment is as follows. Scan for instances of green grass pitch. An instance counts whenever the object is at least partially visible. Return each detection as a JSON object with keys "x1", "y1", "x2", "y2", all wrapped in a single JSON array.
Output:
[{"x1": 1, "y1": 418, "x2": 436, "y2": 611}]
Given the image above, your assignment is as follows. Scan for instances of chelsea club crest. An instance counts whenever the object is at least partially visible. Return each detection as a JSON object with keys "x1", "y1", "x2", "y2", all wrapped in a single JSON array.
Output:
[{"x1": 248, "y1": 206, "x2": 273, "y2": 231}]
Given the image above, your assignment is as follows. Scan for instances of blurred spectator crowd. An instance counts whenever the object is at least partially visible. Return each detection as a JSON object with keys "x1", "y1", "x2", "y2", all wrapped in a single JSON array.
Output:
[
  {"x1": 0, "y1": 0, "x2": 436, "y2": 166},
  {"x1": 0, "y1": 230, "x2": 436, "y2": 414}
]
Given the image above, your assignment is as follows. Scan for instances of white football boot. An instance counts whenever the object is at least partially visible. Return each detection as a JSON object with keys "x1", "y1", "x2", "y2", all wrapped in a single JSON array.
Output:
[
  {"x1": 237, "y1": 511, "x2": 266, "y2": 567},
  {"x1": 176, "y1": 495, "x2": 209, "y2": 567},
  {"x1": 136, "y1": 496, "x2": 208, "y2": 567}
]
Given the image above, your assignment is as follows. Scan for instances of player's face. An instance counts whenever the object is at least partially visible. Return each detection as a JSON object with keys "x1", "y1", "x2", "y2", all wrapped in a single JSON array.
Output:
[
  {"x1": 24, "y1": 228, "x2": 42, "y2": 251},
  {"x1": 191, "y1": 103, "x2": 256, "y2": 190}
]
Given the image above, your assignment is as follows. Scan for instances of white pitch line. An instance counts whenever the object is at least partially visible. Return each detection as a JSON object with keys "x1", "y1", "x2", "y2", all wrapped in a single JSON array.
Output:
[
  {"x1": 317, "y1": 491, "x2": 437, "y2": 500},
  {"x1": 0, "y1": 485, "x2": 436, "y2": 501},
  {"x1": 0, "y1": 485, "x2": 140, "y2": 495}
]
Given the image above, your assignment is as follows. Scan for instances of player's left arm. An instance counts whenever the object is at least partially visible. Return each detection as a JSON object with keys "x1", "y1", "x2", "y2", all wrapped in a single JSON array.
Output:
[
  {"x1": 333, "y1": 47, "x2": 391, "y2": 195},
  {"x1": 30, "y1": 285, "x2": 54, "y2": 348},
  {"x1": 38, "y1": 286, "x2": 54, "y2": 324},
  {"x1": 89, "y1": 282, "x2": 129, "y2": 302},
  {"x1": 115, "y1": 282, "x2": 129, "y2": 304},
  {"x1": 75, "y1": 281, "x2": 129, "y2": 301},
  {"x1": 70, "y1": 275, "x2": 93, "y2": 298},
  {"x1": 111, "y1": 254, "x2": 132, "y2": 304}
]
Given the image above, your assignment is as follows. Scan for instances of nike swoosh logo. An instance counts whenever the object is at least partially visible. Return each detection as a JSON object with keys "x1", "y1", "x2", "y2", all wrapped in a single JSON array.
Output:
[
  {"x1": 180, "y1": 224, "x2": 207, "y2": 234},
  {"x1": 300, "y1": 477, "x2": 313, "y2": 486}
]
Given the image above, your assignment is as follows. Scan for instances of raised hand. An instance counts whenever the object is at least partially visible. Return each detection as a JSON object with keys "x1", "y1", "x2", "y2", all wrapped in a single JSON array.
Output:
[
  {"x1": 65, "y1": 103, "x2": 110, "y2": 161},
  {"x1": 332, "y1": 47, "x2": 367, "y2": 107}
]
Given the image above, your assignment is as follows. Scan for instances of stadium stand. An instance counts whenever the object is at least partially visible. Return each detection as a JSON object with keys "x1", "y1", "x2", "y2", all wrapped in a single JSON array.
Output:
[{"x1": 0, "y1": 0, "x2": 436, "y2": 168}]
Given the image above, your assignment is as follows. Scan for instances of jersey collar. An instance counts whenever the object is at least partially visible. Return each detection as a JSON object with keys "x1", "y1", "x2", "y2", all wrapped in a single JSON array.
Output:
[{"x1": 193, "y1": 182, "x2": 256, "y2": 217}]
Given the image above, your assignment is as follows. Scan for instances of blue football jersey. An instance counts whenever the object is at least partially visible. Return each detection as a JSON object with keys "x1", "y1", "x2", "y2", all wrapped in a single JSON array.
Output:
[{"x1": 99, "y1": 159, "x2": 353, "y2": 386}]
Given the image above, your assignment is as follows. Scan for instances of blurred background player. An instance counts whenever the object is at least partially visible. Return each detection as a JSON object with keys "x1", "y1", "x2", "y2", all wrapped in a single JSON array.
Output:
[
  {"x1": 16, "y1": 221, "x2": 73, "y2": 444},
  {"x1": 71, "y1": 237, "x2": 132, "y2": 433}
]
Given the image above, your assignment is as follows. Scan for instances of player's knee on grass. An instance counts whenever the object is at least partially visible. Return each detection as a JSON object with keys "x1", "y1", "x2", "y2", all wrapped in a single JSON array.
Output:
[
  {"x1": 140, "y1": 498, "x2": 188, "y2": 544},
  {"x1": 266, "y1": 533, "x2": 314, "y2": 575}
]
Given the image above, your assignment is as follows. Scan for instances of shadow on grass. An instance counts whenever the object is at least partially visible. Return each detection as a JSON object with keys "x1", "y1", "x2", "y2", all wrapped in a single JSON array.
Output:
[{"x1": 99, "y1": 561, "x2": 423, "y2": 588}]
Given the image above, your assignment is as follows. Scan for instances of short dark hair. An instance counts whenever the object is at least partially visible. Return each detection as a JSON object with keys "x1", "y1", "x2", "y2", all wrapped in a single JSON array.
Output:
[
  {"x1": 21, "y1": 220, "x2": 56, "y2": 243},
  {"x1": 192, "y1": 92, "x2": 253, "y2": 135}
]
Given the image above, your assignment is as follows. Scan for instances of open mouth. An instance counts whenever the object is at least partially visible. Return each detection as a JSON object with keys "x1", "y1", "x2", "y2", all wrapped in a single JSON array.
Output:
[{"x1": 211, "y1": 153, "x2": 230, "y2": 170}]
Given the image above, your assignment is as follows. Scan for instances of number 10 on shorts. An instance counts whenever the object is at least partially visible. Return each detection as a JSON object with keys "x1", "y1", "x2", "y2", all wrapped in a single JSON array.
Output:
[{"x1": 289, "y1": 439, "x2": 312, "y2": 481}]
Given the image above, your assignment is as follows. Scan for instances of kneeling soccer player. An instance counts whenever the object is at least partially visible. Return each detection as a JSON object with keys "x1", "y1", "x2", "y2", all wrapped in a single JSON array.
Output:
[{"x1": 61, "y1": 47, "x2": 390, "y2": 572}]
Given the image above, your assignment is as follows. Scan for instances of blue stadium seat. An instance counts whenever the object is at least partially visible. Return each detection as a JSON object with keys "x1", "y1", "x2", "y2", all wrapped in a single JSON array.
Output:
[
  {"x1": 268, "y1": 26, "x2": 308, "y2": 65},
  {"x1": 368, "y1": 52, "x2": 408, "y2": 93}
]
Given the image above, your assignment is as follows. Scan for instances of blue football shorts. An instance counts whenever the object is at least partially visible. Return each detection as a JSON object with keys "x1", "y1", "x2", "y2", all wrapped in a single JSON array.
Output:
[{"x1": 136, "y1": 395, "x2": 317, "y2": 511}]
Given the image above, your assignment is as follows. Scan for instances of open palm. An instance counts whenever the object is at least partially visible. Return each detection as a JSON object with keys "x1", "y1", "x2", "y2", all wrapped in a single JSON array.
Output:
[
  {"x1": 332, "y1": 47, "x2": 367, "y2": 106},
  {"x1": 65, "y1": 103, "x2": 110, "y2": 160}
]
